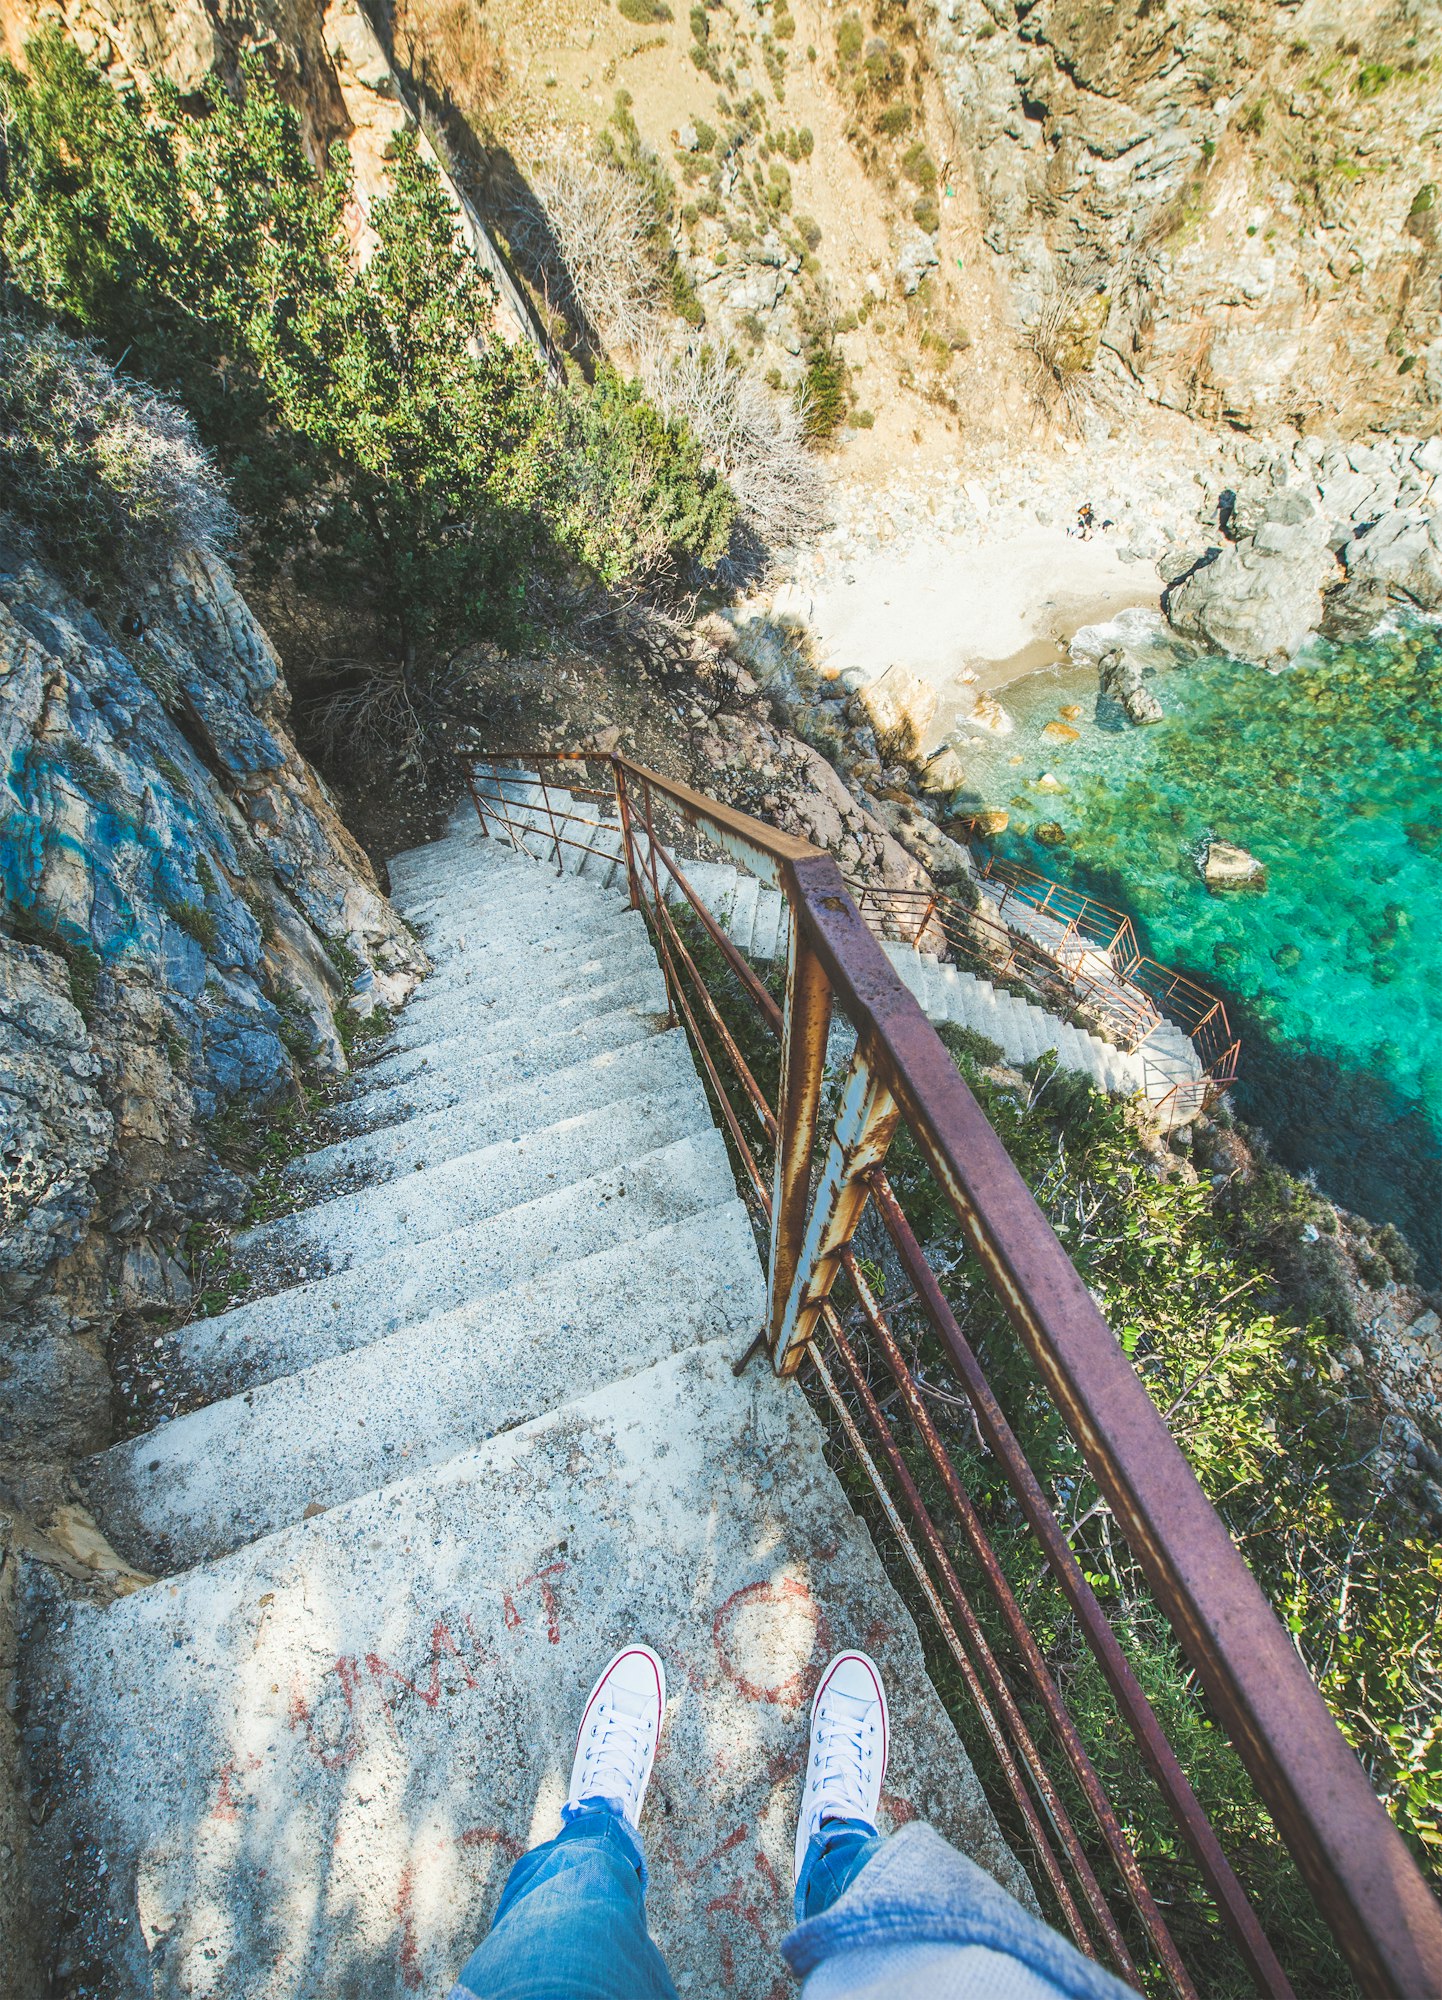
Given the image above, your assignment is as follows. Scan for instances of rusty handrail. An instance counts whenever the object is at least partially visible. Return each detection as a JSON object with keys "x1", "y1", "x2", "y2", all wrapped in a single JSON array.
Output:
[{"x1": 459, "y1": 750, "x2": 1442, "y2": 1999}]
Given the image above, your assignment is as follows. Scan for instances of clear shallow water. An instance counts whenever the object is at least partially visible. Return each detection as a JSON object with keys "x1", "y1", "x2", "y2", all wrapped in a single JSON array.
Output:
[{"x1": 953, "y1": 615, "x2": 1442, "y2": 1276}]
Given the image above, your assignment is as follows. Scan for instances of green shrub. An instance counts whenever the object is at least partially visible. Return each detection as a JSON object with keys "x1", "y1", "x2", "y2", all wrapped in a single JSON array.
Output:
[
  {"x1": 618, "y1": 0, "x2": 672, "y2": 22},
  {"x1": 167, "y1": 898, "x2": 219, "y2": 952},
  {"x1": 692, "y1": 116, "x2": 717, "y2": 150},
  {"x1": 689, "y1": 4, "x2": 707, "y2": 36},
  {"x1": 795, "y1": 213, "x2": 822, "y2": 250},
  {"x1": 902, "y1": 140, "x2": 937, "y2": 189},
  {"x1": 1, "y1": 38, "x2": 736, "y2": 771},
  {"x1": 798, "y1": 338, "x2": 848, "y2": 444},
  {"x1": 912, "y1": 195, "x2": 940, "y2": 233},
  {"x1": 875, "y1": 100, "x2": 912, "y2": 136},
  {"x1": 836, "y1": 13, "x2": 863, "y2": 64},
  {"x1": 935, "y1": 1020, "x2": 1004, "y2": 1068}
]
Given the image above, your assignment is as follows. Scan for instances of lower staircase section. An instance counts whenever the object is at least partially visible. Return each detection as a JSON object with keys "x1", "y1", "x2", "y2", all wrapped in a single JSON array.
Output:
[{"x1": 24, "y1": 819, "x2": 1020, "y2": 1997}]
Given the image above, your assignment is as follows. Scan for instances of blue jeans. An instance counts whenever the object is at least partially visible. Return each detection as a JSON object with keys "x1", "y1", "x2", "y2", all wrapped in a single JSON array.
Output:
[{"x1": 449, "y1": 1803, "x2": 879, "y2": 1999}]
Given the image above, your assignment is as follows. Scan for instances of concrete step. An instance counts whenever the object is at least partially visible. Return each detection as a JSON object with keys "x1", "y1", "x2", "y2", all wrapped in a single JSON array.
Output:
[
  {"x1": 415, "y1": 909, "x2": 646, "y2": 985},
  {"x1": 293, "y1": 1030, "x2": 700, "y2": 1193},
  {"x1": 726, "y1": 872, "x2": 761, "y2": 954},
  {"x1": 236, "y1": 1087, "x2": 712, "y2": 1287},
  {"x1": 395, "y1": 932, "x2": 659, "y2": 1041},
  {"x1": 32, "y1": 1340, "x2": 1022, "y2": 2000},
  {"x1": 168, "y1": 1130, "x2": 740, "y2": 1402},
  {"x1": 750, "y1": 886, "x2": 784, "y2": 963},
  {"x1": 84, "y1": 1204, "x2": 765, "y2": 1572},
  {"x1": 386, "y1": 962, "x2": 668, "y2": 1059},
  {"x1": 401, "y1": 863, "x2": 628, "y2": 933},
  {"x1": 332, "y1": 999, "x2": 666, "y2": 1135}
]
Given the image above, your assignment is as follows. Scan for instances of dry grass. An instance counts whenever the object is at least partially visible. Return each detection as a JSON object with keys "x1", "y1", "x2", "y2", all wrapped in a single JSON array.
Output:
[
  {"x1": 391, "y1": 0, "x2": 508, "y2": 122},
  {"x1": 1021, "y1": 277, "x2": 1108, "y2": 426}
]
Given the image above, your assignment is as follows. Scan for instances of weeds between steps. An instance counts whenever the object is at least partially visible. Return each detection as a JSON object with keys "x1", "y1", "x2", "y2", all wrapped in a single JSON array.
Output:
[
  {"x1": 107, "y1": 993, "x2": 395, "y2": 1441},
  {"x1": 661, "y1": 906, "x2": 1440, "y2": 1993}
]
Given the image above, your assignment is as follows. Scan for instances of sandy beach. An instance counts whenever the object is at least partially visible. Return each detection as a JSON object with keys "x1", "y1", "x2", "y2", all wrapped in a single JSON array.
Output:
[{"x1": 771, "y1": 522, "x2": 1158, "y2": 748}]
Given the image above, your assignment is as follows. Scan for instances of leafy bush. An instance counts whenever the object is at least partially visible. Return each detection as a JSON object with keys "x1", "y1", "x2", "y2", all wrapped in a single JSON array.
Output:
[
  {"x1": 618, "y1": 0, "x2": 673, "y2": 21},
  {"x1": 0, "y1": 321, "x2": 235, "y2": 592},
  {"x1": 836, "y1": 13, "x2": 863, "y2": 64},
  {"x1": 556, "y1": 368, "x2": 734, "y2": 582}
]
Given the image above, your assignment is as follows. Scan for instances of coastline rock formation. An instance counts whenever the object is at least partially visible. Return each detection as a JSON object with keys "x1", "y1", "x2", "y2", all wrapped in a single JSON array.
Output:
[{"x1": 0, "y1": 534, "x2": 425, "y2": 1513}]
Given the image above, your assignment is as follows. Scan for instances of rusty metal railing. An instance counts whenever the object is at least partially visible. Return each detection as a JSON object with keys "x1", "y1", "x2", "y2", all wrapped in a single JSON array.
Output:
[{"x1": 459, "y1": 751, "x2": 1442, "y2": 2000}]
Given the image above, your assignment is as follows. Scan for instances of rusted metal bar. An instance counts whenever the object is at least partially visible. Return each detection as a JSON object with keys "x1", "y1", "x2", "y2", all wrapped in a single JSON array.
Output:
[
  {"x1": 806, "y1": 1336, "x2": 1104, "y2": 1965},
  {"x1": 640, "y1": 830, "x2": 782, "y2": 1036},
  {"x1": 773, "y1": 1048, "x2": 899, "y2": 1375},
  {"x1": 872, "y1": 1159, "x2": 1289, "y2": 1989},
  {"x1": 766, "y1": 908, "x2": 834, "y2": 1371},
  {"x1": 613, "y1": 762, "x2": 644, "y2": 912},
  {"x1": 820, "y1": 1307, "x2": 1146, "y2": 1988},
  {"x1": 647, "y1": 870, "x2": 777, "y2": 1142},
  {"x1": 456, "y1": 756, "x2": 490, "y2": 835}
]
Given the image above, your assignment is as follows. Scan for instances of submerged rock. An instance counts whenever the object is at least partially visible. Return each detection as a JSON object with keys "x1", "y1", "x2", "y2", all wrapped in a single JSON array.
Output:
[{"x1": 1202, "y1": 841, "x2": 1267, "y2": 892}]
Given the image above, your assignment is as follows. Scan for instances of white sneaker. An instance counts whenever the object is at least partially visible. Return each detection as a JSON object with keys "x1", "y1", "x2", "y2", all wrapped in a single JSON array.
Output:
[
  {"x1": 793, "y1": 1651, "x2": 889, "y2": 1885},
  {"x1": 567, "y1": 1645, "x2": 666, "y2": 1831}
]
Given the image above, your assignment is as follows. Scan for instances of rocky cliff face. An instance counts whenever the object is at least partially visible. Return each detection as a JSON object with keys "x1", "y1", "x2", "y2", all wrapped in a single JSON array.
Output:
[
  {"x1": 929, "y1": 0, "x2": 1441, "y2": 435},
  {"x1": 0, "y1": 534, "x2": 424, "y2": 1518}
]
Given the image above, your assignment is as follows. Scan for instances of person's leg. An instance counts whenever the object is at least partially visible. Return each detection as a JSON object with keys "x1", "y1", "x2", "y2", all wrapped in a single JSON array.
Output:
[
  {"x1": 448, "y1": 1647, "x2": 680, "y2": 2000},
  {"x1": 783, "y1": 1651, "x2": 1137, "y2": 2000},
  {"x1": 791, "y1": 1653, "x2": 890, "y2": 1923}
]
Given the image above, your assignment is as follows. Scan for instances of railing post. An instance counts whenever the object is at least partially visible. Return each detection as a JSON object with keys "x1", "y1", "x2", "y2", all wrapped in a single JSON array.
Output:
[
  {"x1": 767, "y1": 908, "x2": 834, "y2": 1371},
  {"x1": 611, "y1": 759, "x2": 644, "y2": 912},
  {"x1": 771, "y1": 1044, "x2": 900, "y2": 1375}
]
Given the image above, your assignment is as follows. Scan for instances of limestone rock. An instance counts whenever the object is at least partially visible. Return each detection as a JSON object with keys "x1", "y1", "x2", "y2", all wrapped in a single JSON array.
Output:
[
  {"x1": 894, "y1": 224, "x2": 940, "y2": 297},
  {"x1": 850, "y1": 666, "x2": 939, "y2": 762},
  {"x1": 0, "y1": 536, "x2": 426, "y2": 1487},
  {"x1": 919, "y1": 746, "x2": 967, "y2": 797},
  {"x1": 1098, "y1": 649, "x2": 1164, "y2": 725},
  {"x1": 1164, "y1": 527, "x2": 1336, "y2": 667},
  {"x1": 1202, "y1": 841, "x2": 1267, "y2": 892},
  {"x1": 1041, "y1": 721, "x2": 1080, "y2": 743}
]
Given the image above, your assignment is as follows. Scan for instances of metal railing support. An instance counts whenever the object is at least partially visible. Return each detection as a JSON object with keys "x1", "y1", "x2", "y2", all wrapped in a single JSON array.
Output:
[
  {"x1": 767, "y1": 895, "x2": 835, "y2": 1372},
  {"x1": 772, "y1": 1046, "x2": 900, "y2": 1375}
]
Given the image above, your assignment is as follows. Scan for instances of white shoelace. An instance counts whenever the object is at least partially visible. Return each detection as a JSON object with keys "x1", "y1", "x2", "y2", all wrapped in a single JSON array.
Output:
[
  {"x1": 810, "y1": 1698, "x2": 877, "y2": 1827},
  {"x1": 579, "y1": 1696, "x2": 653, "y2": 1802}
]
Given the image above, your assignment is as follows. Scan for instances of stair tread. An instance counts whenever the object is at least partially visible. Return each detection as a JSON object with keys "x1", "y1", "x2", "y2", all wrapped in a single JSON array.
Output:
[
  {"x1": 236, "y1": 1086, "x2": 714, "y2": 1284},
  {"x1": 294, "y1": 1029, "x2": 698, "y2": 1190}
]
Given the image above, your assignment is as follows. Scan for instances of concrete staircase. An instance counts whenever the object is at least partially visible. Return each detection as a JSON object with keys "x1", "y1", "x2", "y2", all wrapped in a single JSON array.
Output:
[{"x1": 23, "y1": 811, "x2": 1021, "y2": 1998}]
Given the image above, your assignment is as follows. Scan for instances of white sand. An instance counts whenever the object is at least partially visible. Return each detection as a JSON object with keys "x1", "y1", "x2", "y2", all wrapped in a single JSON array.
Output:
[{"x1": 773, "y1": 523, "x2": 1159, "y2": 747}]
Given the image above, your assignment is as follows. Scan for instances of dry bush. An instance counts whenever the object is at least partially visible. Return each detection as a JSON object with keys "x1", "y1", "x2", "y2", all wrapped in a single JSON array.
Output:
[
  {"x1": 637, "y1": 337, "x2": 824, "y2": 549},
  {"x1": 528, "y1": 149, "x2": 666, "y2": 350},
  {"x1": 0, "y1": 321, "x2": 236, "y2": 591},
  {"x1": 1021, "y1": 277, "x2": 1108, "y2": 426},
  {"x1": 392, "y1": 0, "x2": 508, "y2": 122}
]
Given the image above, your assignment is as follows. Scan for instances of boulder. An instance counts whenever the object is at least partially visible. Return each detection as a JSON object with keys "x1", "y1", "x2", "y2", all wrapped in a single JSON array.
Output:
[
  {"x1": 918, "y1": 746, "x2": 967, "y2": 797},
  {"x1": 1325, "y1": 511, "x2": 1442, "y2": 636},
  {"x1": 1041, "y1": 720, "x2": 1080, "y2": 743},
  {"x1": 850, "y1": 666, "x2": 939, "y2": 762},
  {"x1": 1164, "y1": 526, "x2": 1336, "y2": 666},
  {"x1": 1201, "y1": 841, "x2": 1267, "y2": 892},
  {"x1": 895, "y1": 224, "x2": 940, "y2": 296},
  {"x1": 1098, "y1": 648, "x2": 1164, "y2": 724}
]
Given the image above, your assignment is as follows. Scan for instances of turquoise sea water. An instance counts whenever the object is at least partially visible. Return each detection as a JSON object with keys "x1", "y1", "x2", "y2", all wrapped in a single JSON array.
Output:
[{"x1": 953, "y1": 615, "x2": 1442, "y2": 1276}]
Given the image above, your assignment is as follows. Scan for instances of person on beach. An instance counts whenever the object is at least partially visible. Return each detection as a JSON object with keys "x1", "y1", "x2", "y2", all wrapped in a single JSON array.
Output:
[
  {"x1": 447, "y1": 1644, "x2": 1134, "y2": 2000},
  {"x1": 1075, "y1": 502, "x2": 1096, "y2": 539}
]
